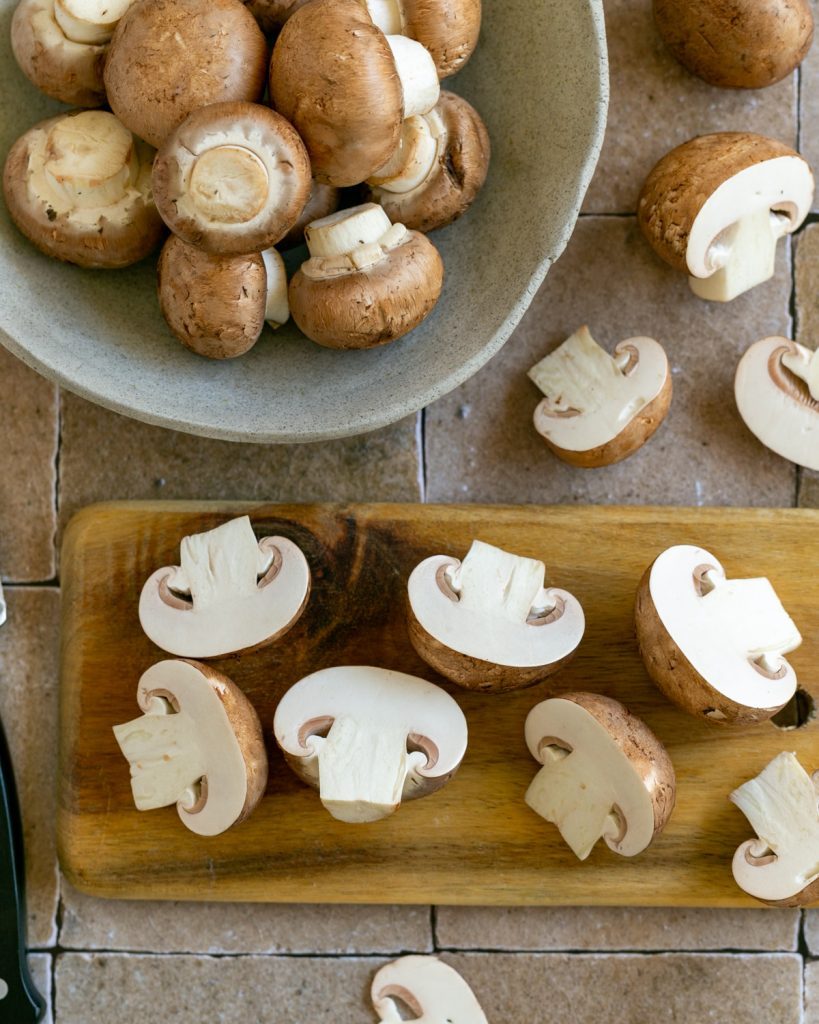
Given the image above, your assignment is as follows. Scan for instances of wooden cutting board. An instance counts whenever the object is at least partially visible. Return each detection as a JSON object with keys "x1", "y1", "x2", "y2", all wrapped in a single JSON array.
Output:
[{"x1": 58, "y1": 502, "x2": 819, "y2": 906}]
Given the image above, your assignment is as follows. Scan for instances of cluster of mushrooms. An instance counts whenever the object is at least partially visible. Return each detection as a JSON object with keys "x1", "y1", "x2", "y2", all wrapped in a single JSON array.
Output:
[{"x1": 4, "y1": 0, "x2": 490, "y2": 355}]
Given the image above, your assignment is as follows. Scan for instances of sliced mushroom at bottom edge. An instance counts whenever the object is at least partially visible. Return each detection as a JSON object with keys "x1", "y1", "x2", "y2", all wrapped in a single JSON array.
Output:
[{"x1": 371, "y1": 956, "x2": 488, "y2": 1024}]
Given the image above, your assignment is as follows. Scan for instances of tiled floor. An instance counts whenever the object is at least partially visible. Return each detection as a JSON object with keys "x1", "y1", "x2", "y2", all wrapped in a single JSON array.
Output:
[{"x1": 2, "y1": 0, "x2": 819, "y2": 1021}]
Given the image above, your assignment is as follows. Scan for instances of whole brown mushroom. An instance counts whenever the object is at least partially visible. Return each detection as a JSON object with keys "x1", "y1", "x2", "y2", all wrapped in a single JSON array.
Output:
[
  {"x1": 361, "y1": 0, "x2": 481, "y2": 78},
  {"x1": 242, "y1": 0, "x2": 309, "y2": 33}
]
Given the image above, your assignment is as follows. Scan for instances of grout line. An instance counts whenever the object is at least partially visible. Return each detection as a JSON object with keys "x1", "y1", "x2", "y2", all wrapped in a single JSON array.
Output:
[
  {"x1": 417, "y1": 409, "x2": 428, "y2": 503},
  {"x1": 53, "y1": 390, "x2": 62, "y2": 588},
  {"x1": 430, "y1": 906, "x2": 438, "y2": 952}
]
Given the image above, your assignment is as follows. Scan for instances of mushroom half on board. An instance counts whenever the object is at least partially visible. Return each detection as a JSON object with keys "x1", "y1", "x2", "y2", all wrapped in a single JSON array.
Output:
[
  {"x1": 525, "y1": 693, "x2": 676, "y2": 860},
  {"x1": 635, "y1": 545, "x2": 802, "y2": 725},
  {"x1": 112, "y1": 659, "x2": 267, "y2": 837},
  {"x1": 371, "y1": 956, "x2": 488, "y2": 1024},
  {"x1": 139, "y1": 516, "x2": 310, "y2": 658},
  {"x1": 639, "y1": 133, "x2": 814, "y2": 302},
  {"x1": 528, "y1": 326, "x2": 672, "y2": 468},
  {"x1": 273, "y1": 666, "x2": 467, "y2": 824},
  {"x1": 407, "y1": 539, "x2": 585, "y2": 692}
]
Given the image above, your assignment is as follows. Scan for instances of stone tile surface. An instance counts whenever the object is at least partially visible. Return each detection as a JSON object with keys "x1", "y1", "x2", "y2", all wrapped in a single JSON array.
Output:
[
  {"x1": 808, "y1": 960, "x2": 819, "y2": 1024},
  {"x1": 796, "y1": 222, "x2": 819, "y2": 507},
  {"x1": 806, "y1": 912, "x2": 819, "y2": 955},
  {"x1": 28, "y1": 953, "x2": 53, "y2": 1024}
]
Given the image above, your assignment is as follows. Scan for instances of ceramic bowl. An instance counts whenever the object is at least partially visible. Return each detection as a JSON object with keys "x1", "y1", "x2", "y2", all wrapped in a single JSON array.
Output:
[{"x1": 0, "y1": 0, "x2": 608, "y2": 443}]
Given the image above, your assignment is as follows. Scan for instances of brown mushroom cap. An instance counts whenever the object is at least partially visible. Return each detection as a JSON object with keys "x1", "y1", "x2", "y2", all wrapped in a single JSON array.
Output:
[
  {"x1": 399, "y1": 0, "x2": 481, "y2": 78},
  {"x1": 653, "y1": 0, "x2": 814, "y2": 90},
  {"x1": 104, "y1": 0, "x2": 268, "y2": 149},
  {"x1": 279, "y1": 180, "x2": 341, "y2": 250},
  {"x1": 242, "y1": 0, "x2": 309, "y2": 33},
  {"x1": 157, "y1": 235, "x2": 267, "y2": 359}
]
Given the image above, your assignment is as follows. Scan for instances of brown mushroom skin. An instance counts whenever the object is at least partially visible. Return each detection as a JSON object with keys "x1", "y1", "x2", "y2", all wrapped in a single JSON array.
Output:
[
  {"x1": 653, "y1": 0, "x2": 814, "y2": 90},
  {"x1": 280, "y1": 181, "x2": 341, "y2": 250},
  {"x1": 748, "y1": 875, "x2": 819, "y2": 909},
  {"x1": 399, "y1": 0, "x2": 481, "y2": 78}
]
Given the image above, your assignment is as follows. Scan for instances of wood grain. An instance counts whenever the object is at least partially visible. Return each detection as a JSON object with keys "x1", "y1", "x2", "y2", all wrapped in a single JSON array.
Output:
[{"x1": 58, "y1": 502, "x2": 819, "y2": 905}]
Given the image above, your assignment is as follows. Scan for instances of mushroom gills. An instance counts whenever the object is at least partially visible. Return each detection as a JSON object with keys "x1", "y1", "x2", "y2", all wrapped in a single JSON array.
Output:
[
  {"x1": 384, "y1": 34, "x2": 440, "y2": 117},
  {"x1": 53, "y1": 0, "x2": 132, "y2": 42},
  {"x1": 689, "y1": 207, "x2": 787, "y2": 302},
  {"x1": 368, "y1": 110, "x2": 445, "y2": 193},
  {"x1": 447, "y1": 539, "x2": 554, "y2": 622},
  {"x1": 303, "y1": 203, "x2": 408, "y2": 276},
  {"x1": 782, "y1": 344, "x2": 819, "y2": 401},
  {"x1": 262, "y1": 248, "x2": 290, "y2": 328}
]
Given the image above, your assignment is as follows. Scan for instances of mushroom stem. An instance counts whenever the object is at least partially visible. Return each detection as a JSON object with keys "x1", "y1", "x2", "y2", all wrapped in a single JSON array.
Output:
[
  {"x1": 53, "y1": 0, "x2": 130, "y2": 43},
  {"x1": 186, "y1": 146, "x2": 271, "y2": 226},
  {"x1": 385, "y1": 34, "x2": 440, "y2": 117},
  {"x1": 782, "y1": 344, "x2": 819, "y2": 401},
  {"x1": 446, "y1": 539, "x2": 556, "y2": 622},
  {"x1": 369, "y1": 111, "x2": 443, "y2": 193},
  {"x1": 306, "y1": 204, "x2": 393, "y2": 257},
  {"x1": 689, "y1": 207, "x2": 787, "y2": 303},
  {"x1": 365, "y1": 0, "x2": 403, "y2": 33},
  {"x1": 262, "y1": 248, "x2": 290, "y2": 328}
]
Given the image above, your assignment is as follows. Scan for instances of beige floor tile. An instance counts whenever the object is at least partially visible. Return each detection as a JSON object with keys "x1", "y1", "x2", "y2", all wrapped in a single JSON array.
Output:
[
  {"x1": 425, "y1": 217, "x2": 795, "y2": 505},
  {"x1": 28, "y1": 953, "x2": 53, "y2": 1024},
  {"x1": 808, "y1": 960, "x2": 819, "y2": 1024},
  {"x1": 583, "y1": 0, "x2": 798, "y2": 214},
  {"x1": 796, "y1": 222, "x2": 819, "y2": 507},
  {"x1": 0, "y1": 348, "x2": 58, "y2": 582},
  {"x1": 435, "y1": 906, "x2": 799, "y2": 952},
  {"x1": 800, "y1": 1, "x2": 819, "y2": 212},
  {"x1": 805, "y1": 911, "x2": 819, "y2": 954},
  {"x1": 0, "y1": 588, "x2": 60, "y2": 948},
  {"x1": 59, "y1": 883, "x2": 431, "y2": 954}
]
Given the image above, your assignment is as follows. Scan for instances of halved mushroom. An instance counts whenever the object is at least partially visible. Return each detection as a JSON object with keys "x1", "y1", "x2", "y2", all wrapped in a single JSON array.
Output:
[
  {"x1": 639, "y1": 133, "x2": 814, "y2": 302},
  {"x1": 654, "y1": 0, "x2": 814, "y2": 90},
  {"x1": 362, "y1": 0, "x2": 481, "y2": 79},
  {"x1": 366, "y1": 91, "x2": 490, "y2": 233},
  {"x1": 273, "y1": 665, "x2": 467, "y2": 823},
  {"x1": 407, "y1": 539, "x2": 585, "y2": 692},
  {"x1": 528, "y1": 326, "x2": 672, "y2": 468},
  {"x1": 112, "y1": 659, "x2": 267, "y2": 836},
  {"x1": 525, "y1": 692, "x2": 676, "y2": 860},
  {"x1": 270, "y1": 0, "x2": 440, "y2": 186},
  {"x1": 289, "y1": 203, "x2": 444, "y2": 349},
  {"x1": 371, "y1": 956, "x2": 487, "y2": 1024},
  {"x1": 735, "y1": 336, "x2": 819, "y2": 471},
  {"x1": 2, "y1": 109, "x2": 164, "y2": 268},
  {"x1": 139, "y1": 516, "x2": 310, "y2": 658},
  {"x1": 152, "y1": 102, "x2": 311, "y2": 255},
  {"x1": 157, "y1": 236, "x2": 289, "y2": 360},
  {"x1": 635, "y1": 544, "x2": 802, "y2": 725},
  {"x1": 104, "y1": 0, "x2": 268, "y2": 149},
  {"x1": 730, "y1": 751, "x2": 819, "y2": 907},
  {"x1": 279, "y1": 180, "x2": 340, "y2": 250}
]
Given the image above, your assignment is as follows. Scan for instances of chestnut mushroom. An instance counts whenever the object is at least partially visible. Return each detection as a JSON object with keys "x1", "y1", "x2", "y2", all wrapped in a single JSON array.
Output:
[
  {"x1": 654, "y1": 0, "x2": 814, "y2": 90},
  {"x1": 525, "y1": 693, "x2": 676, "y2": 860},
  {"x1": 635, "y1": 544, "x2": 802, "y2": 725},
  {"x1": 289, "y1": 203, "x2": 444, "y2": 349},
  {"x1": 371, "y1": 957, "x2": 488, "y2": 1024},
  {"x1": 362, "y1": 0, "x2": 482, "y2": 79},
  {"x1": 270, "y1": 0, "x2": 440, "y2": 186},
  {"x1": 112, "y1": 659, "x2": 267, "y2": 836},
  {"x1": 104, "y1": 0, "x2": 268, "y2": 149},
  {"x1": 528, "y1": 326, "x2": 672, "y2": 468},
  {"x1": 139, "y1": 515, "x2": 310, "y2": 658},
  {"x1": 366, "y1": 91, "x2": 490, "y2": 233},
  {"x1": 3, "y1": 109, "x2": 164, "y2": 268},
  {"x1": 407, "y1": 539, "x2": 585, "y2": 693},
  {"x1": 639, "y1": 133, "x2": 814, "y2": 302},
  {"x1": 242, "y1": 0, "x2": 309, "y2": 33}
]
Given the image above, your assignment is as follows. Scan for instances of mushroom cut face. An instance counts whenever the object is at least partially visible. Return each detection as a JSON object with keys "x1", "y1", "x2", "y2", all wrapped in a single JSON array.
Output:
[
  {"x1": 273, "y1": 666, "x2": 468, "y2": 824},
  {"x1": 363, "y1": 0, "x2": 482, "y2": 79},
  {"x1": 635, "y1": 544, "x2": 801, "y2": 724},
  {"x1": 139, "y1": 515, "x2": 310, "y2": 658},
  {"x1": 529, "y1": 326, "x2": 671, "y2": 468},
  {"x1": 152, "y1": 102, "x2": 311, "y2": 255},
  {"x1": 407, "y1": 538, "x2": 585, "y2": 692},
  {"x1": 112, "y1": 659, "x2": 268, "y2": 836},
  {"x1": 371, "y1": 956, "x2": 488, "y2": 1024},
  {"x1": 2, "y1": 109, "x2": 165, "y2": 269},
  {"x1": 525, "y1": 693, "x2": 676, "y2": 860}
]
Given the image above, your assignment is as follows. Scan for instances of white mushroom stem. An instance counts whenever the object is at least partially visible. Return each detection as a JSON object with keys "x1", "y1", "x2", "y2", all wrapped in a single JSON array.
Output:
[
  {"x1": 52, "y1": 0, "x2": 131, "y2": 42},
  {"x1": 445, "y1": 539, "x2": 555, "y2": 621},
  {"x1": 187, "y1": 145, "x2": 270, "y2": 225},
  {"x1": 365, "y1": 0, "x2": 403, "y2": 34},
  {"x1": 689, "y1": 207, "x2": 788, "y2": 303},
  {"x1": 385, "y1": 35, "x2": 440, "y2": 118},
  {"x1": 368, "y1": 110, "x2": 444, "y2": 193},
  {"x1": 262, "y1": 248, "x2": 290, "y2": 329},
  {"x1": 782, "y1": 343, "x2": 819, "y2": 401},
  {"x1": 303, "y1": 203, "x2": 408, "y2": 277},
  {"x1": 372, "y1": 957, "x2": 489, "y2": 1024}
]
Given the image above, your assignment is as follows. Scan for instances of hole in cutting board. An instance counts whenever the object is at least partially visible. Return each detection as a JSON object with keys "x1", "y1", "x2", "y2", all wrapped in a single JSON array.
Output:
[{"x1": 771, "y1": 688, "x2": 815, "y2": 730}]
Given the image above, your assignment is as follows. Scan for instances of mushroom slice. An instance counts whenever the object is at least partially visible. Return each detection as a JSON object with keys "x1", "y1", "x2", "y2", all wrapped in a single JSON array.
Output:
[
  {"x1": 735, "y1": 336, "x2": 819, "y2": 471},
  {"x1": 2, "y1": 110, "x2": 164, "y2": 269},
  {"x1": 152, "y1": 102, "x2": 311, "y2": 255},
  {"x1": 635, "y1": 544, "x2": 801, "y2": 725},
  {"x1": 371, "y1": 956, "x2": 487, "y2": 1024},
  {"x1": 289, "y1": 203, "x2": 444, "y2": 350},
  {"x1": 730, "y1": 752, "x2": 819, "y2": 907},
  {"x1": 525, "y1": 693, "x2": 676, "y2": 860},
  {"x1": 139, "y1": 516, "x2": 310, "y2": 658},
  {"x1": 364, "y1": 0, "x2": 482, "y2": 79},
  {"x1": 112, "y1": 659, "x2": 267, "y2": 836},
  {"x1": 638, "y1": 133, "x2": 814, "y2": 302},
  {"x1": 528, "y1": 326, "x2": 671, "y2": 468},
  {"x1": 273, "y1": 666, "x2": 467, "y2": 824},
  {"x1": 270, "y1": 0, "x2": 440, "y2": 186},
  {"x1": 407, "y1": 539, "x2": 585, "y2": 692},
  {"x1": 367, "y1": 91, "x2": 490, "y2": 233}
]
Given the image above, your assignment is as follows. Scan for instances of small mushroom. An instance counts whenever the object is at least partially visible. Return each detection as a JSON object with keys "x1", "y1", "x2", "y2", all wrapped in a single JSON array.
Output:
[
  {"x1": 528, "y1": 325, "x2": 672, "y2": 468},
  {"x1": 289, "y1": 202, "x2": 444, "y2": 350},
  {"x1": 734, "y1": 336, "x2": 819, "y2": 471},
  {"x1": 366, "y1": 91, "x2": 490, "y2": 233},
  {"x1": 361, "y1": 0, "x2": 482, "y2": 79},
  {"x1": 638, "y1": 133, "x2": 814, "y2": 302},
  {"x1": 104, "y1": 0, "x2": 268, "y2": 149},
  {"x1": 371, "y1": 956, "x2": 488, "y2": 1024},
  {"x1": 152, "y1": 102, "x2": 311, "y2": 255},
  {"x1": 635, "y1": 544, "x2": 802, "y2": 725},
  {"x1": 654, "y1": 0, "x2": 814, "y2": 90},
  {"x1": 730, "y1": 752, "x2": 819, "y2": 907},
  {"x1": 279, "y1": 180, "x2": 340, "y2": 250},
  {"x1": 273, "y1": 665, "x2": 467, "y2": 823},
  {"x1": 2, "y1": 109, "x2": 164, "y2": 268},
  {"x1": 112, "y1": 659, "x2": 267, "y2": 836},
  {"x1": 139, "y1": 515, "x2": 310, "y2": 658},
  {"x1": 270, "y1": 0, "x2": 440, "y2": 186},
  {"x1": 407, "y1": 539, "x2": 585, "y2": 693},
  {"x1": 525, "y1": 692, "x2": 676, "y2": 860}
]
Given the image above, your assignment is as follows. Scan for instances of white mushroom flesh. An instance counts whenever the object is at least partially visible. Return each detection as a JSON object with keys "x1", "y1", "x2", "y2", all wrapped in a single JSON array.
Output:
[
  {"x1": 782, "y1": 343, "x2": 819, "y2": 402},
  {"x1": 365, "y1": 0, "x2": 403, "y2": 35},
  {"x1": 731, "y1": 752, "x2": 819, "y2": 902},
  {"x1": 53, "y1": 0, "x2": 131, "y2": 42},
  {"x1": 368, "y1": 110, "x2": 445, "y2": 193},
  {"x1": 302, "y1": 203, "x2": 409, "y2": 279},
  {"x1": 17, "y1": 0, "x2": 107, "y2": 76},
  {"x1": 448, "y1": 539, "x2": 552, "y2": 622},
  {"x1": 385, "y1": 34, "x2": 440, "y2": 118},
  {"x1": 372, "y1": 956, "x2": 488, "y2": 1024},
  {"x1": 172, "y1": 516, "x2": 273, "y2": 609},
  {"x1": 689, "y1": 206, "x2": 783, "y2": 303},
  {"x1": 261, "y1": 247, "x2": 290, "y2": 328}
]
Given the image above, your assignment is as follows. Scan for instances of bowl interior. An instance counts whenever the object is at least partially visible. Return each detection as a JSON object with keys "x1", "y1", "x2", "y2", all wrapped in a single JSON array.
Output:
[{"x1": 0, "y1": 0, "x2": 608, "y2": 442}]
